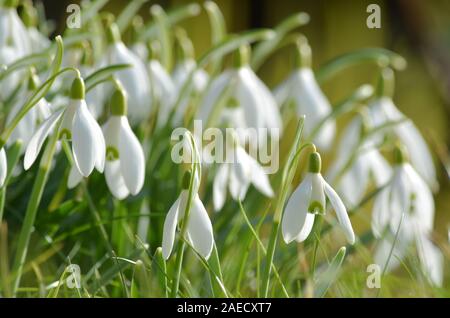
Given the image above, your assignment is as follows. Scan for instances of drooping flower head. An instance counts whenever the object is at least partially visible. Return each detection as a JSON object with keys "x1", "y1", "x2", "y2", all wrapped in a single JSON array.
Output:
[
  {"x1": 368, "y1": 68, "x2": 437, "y2": 191},
  {"x1": 197, "y1": 45, "x2": 282, "y2": 147},
  {"x1": 371, "y1": 145, "x2": 443, "y2": 286},
  {"x1": 326, "y1": 112, "x2": 391, "y2": 208},
  {"x1": 282, "y1": 151, "x2": 355, "y2": 244},
  {"x1": 213, "y1": 131, "x2": 273, "y2": 211},
  {"x1": 24, "y1": 76, "x2": 105, "y2": 178},
  {"x1": 274, "y1": 37, "x2": 335, "y2": 151},
  {"x1": 162, "y1": 132, "x2": 214, "y2": 260},
  {"x1": 99, "y1": 23, "x2": 151, "y2": 124},
  {"x1": 101, "y1": 87, "x2": 145, "y2": 199},
  {"x1": 0, "y1": 0, "x2": 32, "y2": 99}
]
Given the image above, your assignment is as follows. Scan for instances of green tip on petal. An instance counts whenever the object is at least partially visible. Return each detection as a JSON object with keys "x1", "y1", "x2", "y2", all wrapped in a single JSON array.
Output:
[
  {"x1": 106, "y1": 23, "x2": 121, "y2": 44},
  {"x1": 393, "y1": 144, "x2": 408, "y2": 164},
  {"x1": 308, "y1": 201, "x2": 325, "y2": 215},
  {"x1": 376, "y1": 67, "x2": 395, "y2": 98},
  {"x1": 294, "y1": 35, "x2": 312, "y2": 68},
  {"x1": 234, "y1": 44, "x2": 251, "y2": 68},
  {"x1": 308, "y1": 152, "x2": 322, "y2": 173},
  {"x1": 110, "y1": 88, "x2": 128, "y2": 116},
  {"x1": 182, "y1": 170, "x2": 192, "y2": 190},
  {"x1": 70, "y1": 76, "x2": 85, "y2": 100}
]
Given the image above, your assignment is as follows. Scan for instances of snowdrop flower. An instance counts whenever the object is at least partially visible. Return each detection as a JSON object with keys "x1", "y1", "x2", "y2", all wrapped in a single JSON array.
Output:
[
  {"x1": 368, "y1": 68, "x2": 437, "y2": 190},
  {"x1": 6, "y1": 70, "x2": 51, "y2": 149},
  {"x1": 24, "y1": 76, "x2": 105, "y2": 178},
  {"x1": 129, "y1": 16, "x2": 148, "y2": 61},
  {"x1": 0, "y1": 0, "x2": 31, "y2": 99},
  {"x1": 371, "y1": 145, "x2": 443, "y2": 286},
  {"x1": 146, "y1": 44, "x2": 176, "y2": 128},
  {"x1": 171, "y1": 35, "x2": 208, "y2": 125},
  {"x1": 282, "y1": 151, "x2": 355, "y2": 244},
  {"x1": 326, "y1": 114, "x2": 391, "y2": 207},
  {"x1": 197, "y1": 45, "x2": 281, "y2": 146},
  {"x1": 162, "y1": 134, "x2": 214, "y2": 260},
  {"x1": 99, "y1": 23, "x2": 151, "y2": 124},
  {"x1": 0, "y1": 148, "x2": 6, "y2": 187},
  {"x1": 21, "y1": 1, "x2": 50, "y2": 53},
  {"x1": 101, "y1": 88, "x2": 145, "y2": 199},
  {"x1": 213, "y1": 132, "x2": 273, "y2": 211},
  {"x1": 274, "y1": 38, "x2": 335, "y2": 150}
]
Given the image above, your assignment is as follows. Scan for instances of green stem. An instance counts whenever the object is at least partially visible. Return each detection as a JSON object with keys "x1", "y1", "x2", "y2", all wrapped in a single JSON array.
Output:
[
  {"x1": 261, "y1": 221, "x2": 280, "y2": 297},
  {"x1": 170, "y1": 240, "x2": 186, "y2": 298},
  {"x1": 11, "y1": 129, "x2": 59, "y2": 296}
]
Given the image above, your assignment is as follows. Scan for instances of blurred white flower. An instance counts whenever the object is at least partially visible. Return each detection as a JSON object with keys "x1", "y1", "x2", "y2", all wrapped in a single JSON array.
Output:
[
  {"x1": 274, "y1": 67, "x2": 335, "y2": 151},
  {"x1": 371, "y1": 145, "x2": 443, "y2": 286},
  {"x1": 147, "y1": 58, "x2": 175, "y2": 127},
  {"x1": 171, "y1": 58, "x2": 208, "y2": 125},
  {"x1": 162, "y1": 133, "x2": 214, "y2": 260},
  {"x1": 6, "y1": 70, "x2": 51, "y2": 149},
  {"x1": 369, "y1": 68, "x2": 437, "y2": 191},
  {"x1": 282, "y1": 152, "x2": 355, "y2": 244},
  {"x1": 197, "y1": 46, "x2": 281, "y2": 146},
  {"x1": 213, "y1": 134, "x2": 273, "y2": 211},
  {"x1": 0, "y1": 0, "x2": 31, "y2": 99},
  {"x1": 101, "y1": 88, "x2": 145, "y2": 199},
  {"x1": 24, "y1": 77, "x2": 105, "y2": 177},
  {"x1": 274, "y1": 37, "x2": 334, "y2": 151},
  {"x1": 21, "y1": 2, "x2": 50, "y2": 53},
  {"x1": 0, "y1": 147, "x2": 6, "y2": 187},
  {"x1": 100, "y1": 23, "x2": 151, "y2": 124},
  {"x1": 326, "y1": 115, "x2": 391, "y2": 208}
]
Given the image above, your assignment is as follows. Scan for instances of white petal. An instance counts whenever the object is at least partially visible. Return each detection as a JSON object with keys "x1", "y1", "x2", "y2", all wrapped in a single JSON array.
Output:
[
  {"x1": 0, "y1": 148, "x2": 7, "y2": 187},
  {"x1": 197, "y1": 71, "x2": 233, "y2": 123},
  {"x1": 323, "y1": 177, "x2": 355, "y2": 244},
  {"x1": 107, "y1": 43, "x2": 152, "y2": 123},
  {"x1": 247, "y1": 154, "x2": 274, "y2": 197},
  {"x1": 415, "y1": 234, "x2": 443, "y2": 286},
  {"x1": 388, "y1": 165, "x2": 411, "y2": 234},
  {"x1": 67, "y1": 164, "x2": 83, "y2": 189},
  {"x1": 86, "y1": 113, "x2": 106, "y2": 173},
  {"x1": 405, "y1": 164, "x2": 435, "y2": 234},
  {"x1": 371, "y1": 188, "x2": 390, "y2": 238},
  {"x1": 374, "y1": 235, "x2": 409, "y2": 272},
  {"x1": 72, "y1": 100, "x2": 99, "y2": 177},
  {"x1": 118, "y1": 117, "x2": 145, "y2": 195},
  {"x1": 281, "y1": 174, "x2": 312, "y2": 243},
  {"x1": 213, "y1": 164, "x2": 229, "y2": 211},
  {"x1": 24, "y1": 109, "x2": 63, "y2": 170},
  {"x1": 310, "y1": 173, "x2": 326, "y2": 213},
  {"x1": 295, "y1": 213, "x2": 315, "y2": 243},
  {"x1": 293, "y1": 68, "x2": 334, "y2": 150},
  {"x1": 186, "y1": 194, "x2": 214, "y2": 260},
  {"x1": 105, "y1": 160, "x2": 130, "y2": 199},
  {"x1": 161, "y1": 197, "x2": 181, "y2": 260}
]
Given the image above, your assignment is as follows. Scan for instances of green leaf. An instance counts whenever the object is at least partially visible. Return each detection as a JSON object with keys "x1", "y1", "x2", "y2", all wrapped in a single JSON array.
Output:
[
  {"x1": 0, "y1": 53, "x2": 50, "y2": 81},
  {"x1": 316, "y1": 48, "x2": 407, "y2": 83},
  {"x1": 251, "y1": 12, "x2": 310, "y2": 70},
  {"x1": 84, "y1": 64, "x2": 132, "y2": 91},
  {"x1": 116, "y1": 0, "x2": 149, "y2": 33},
  {"x1": 314, "y1": 247, "x2": 347, "y2": 297},
  {"x1": 130, "y1": 260, "x2": 151, "y2": 298},
  {"x1": 204, "y1": 1, "x2": 227, "y2": 75},
  {"x1": 81, "y1": 0, "x2": 109, "y2": 26},
  {"x1": 139, "y1": 3, "x2": 201, "y2": 41}
]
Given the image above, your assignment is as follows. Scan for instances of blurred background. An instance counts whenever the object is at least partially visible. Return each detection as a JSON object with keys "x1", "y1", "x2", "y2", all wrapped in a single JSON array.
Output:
[{"x1": 39, "y1": 0, "x2": 450, "y2": 253}]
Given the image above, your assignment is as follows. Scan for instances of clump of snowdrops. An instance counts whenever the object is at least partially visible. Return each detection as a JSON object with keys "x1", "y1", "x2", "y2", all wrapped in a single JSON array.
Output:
[{"x1": 0, "y1": 0, "x2": 447, "y2": 298}]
